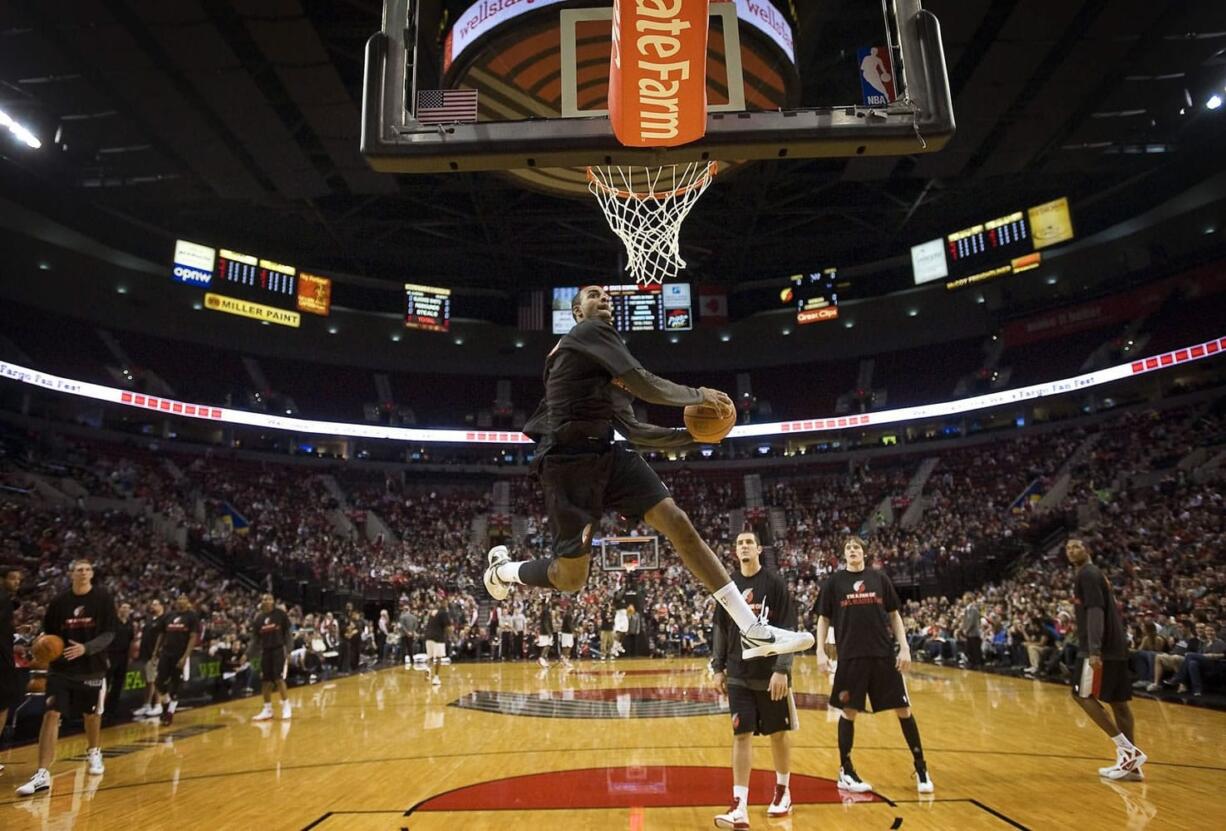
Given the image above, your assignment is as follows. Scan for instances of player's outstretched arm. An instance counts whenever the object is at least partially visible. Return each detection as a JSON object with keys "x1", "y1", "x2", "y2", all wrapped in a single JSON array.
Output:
[{"x1": 611, "y1": 390, "x2": 693, "y2": 449}]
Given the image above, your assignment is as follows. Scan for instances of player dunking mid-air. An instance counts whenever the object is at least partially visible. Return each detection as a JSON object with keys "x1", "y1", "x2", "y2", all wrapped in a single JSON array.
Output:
[
  {"x1": 1065, "y1": 538, "x2": 1147, "y2": 781},
  {"x1": 816, "y1": 536, "x2": 934, "y2": 795},
  {"x1": 485, "y1": 286, "x2": 813, "y2": 660}
]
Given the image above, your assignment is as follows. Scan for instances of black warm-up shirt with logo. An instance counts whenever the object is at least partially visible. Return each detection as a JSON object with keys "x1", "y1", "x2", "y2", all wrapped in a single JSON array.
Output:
[
  {"x1": 159, "y1": 610, "x2": 200, "y2": 659},
  {"x1": 424, "y1": 610, "x2": 451, "y2": 642},
  {"x1": 522, "y1": 318, "x2": 701, "y2": 458},
  {"x1": 712, "y1": 567, "x2": 796, "y2": 690},
  {"x1": 1073, "y1": 563, "x2": 1127, "y2": 660},
  {"x1": 817, "y1": 569, "x2": 902, "y2": 660},
  {"x1": 45, "y1": 586, "x2": 118, "y2": 680},
  {"x1": 140, "y1": 614, "x2": 165, "y2": 661},
  {"x1": 253, "y1": 608, "x2": 291, "y2": 651}
]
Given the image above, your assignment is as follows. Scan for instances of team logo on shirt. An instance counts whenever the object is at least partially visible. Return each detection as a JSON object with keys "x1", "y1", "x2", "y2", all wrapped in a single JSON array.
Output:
[
  {"x1": 741, "y1": 588, "x2": 765, "y2": 617},
  {"x1": 853, "y1": 581, "x2": 866, "y2": 593},
  {"x1": 74, "y1": 606, "x2": 85, "y2": 617},
  {"x1": 840, "y1": 579, "x2": 882, "y2": 608},
  {"x1": 65, "y1": 606, "x2": 96, "y2": 629}
]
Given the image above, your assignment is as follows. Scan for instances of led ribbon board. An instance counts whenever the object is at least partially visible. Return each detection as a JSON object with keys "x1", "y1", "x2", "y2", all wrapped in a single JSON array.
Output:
[{"x1": 1, "y1": 338, "x2": 1220, "y2": 444}]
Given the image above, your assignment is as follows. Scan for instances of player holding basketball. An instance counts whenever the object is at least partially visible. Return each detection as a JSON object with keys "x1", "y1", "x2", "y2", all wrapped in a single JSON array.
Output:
[
  {"x1": 485, "y1": 286, "x2": 813, "y2": 660},
  {"x1": 151, "y1": 594, "x2": 199, "y2": 726},
  {"x1": 711, "y1": 531, "x2": 800, "y2": 827},
  {"x1": 0, "y1": 566, "x2": 22, "y2": 776},
  {"x1": 1065, "y1": 538, "x2": 1147, "y2": 780},
  {"x1": 17, "y1": 559, "x2": 117, "y2": 796},
  {"x1": 250, "y1": 594, "x2": 292, "y2": 721},
  {"x1": 816, "y1": 536, "x2": 934, "y2": 795}
]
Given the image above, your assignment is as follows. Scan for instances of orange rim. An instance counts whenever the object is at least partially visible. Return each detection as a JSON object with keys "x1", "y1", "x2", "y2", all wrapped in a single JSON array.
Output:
[{"x1": 586, "y1": 162, "x2": 718, "y2": 201}]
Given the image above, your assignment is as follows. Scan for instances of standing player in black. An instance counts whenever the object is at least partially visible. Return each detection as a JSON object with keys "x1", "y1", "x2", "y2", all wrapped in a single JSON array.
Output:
[
  {"x1": 1066, "y1": 538, "x2": 1147, "y2": 780},
  {"x1": 558, "y1": 604, "x2": 576, "y2": 669},
  {"x1": 711, "y1": 532, "x2": 800, "y2": 828},
  {"x1": 250, "y1": 594, "x2": 292, "y2": 721},
  {"x1": 423, "y1": 604, "x2": 451, "y2": 687},
  {"x1": 485, "y1": 285, "x2": 812, "y2": 660},
  {"x1": 151, "y1": 595, "x2": 199, "y2": 726},
  {"x1": 133, "y1": 598, "x2": 165, "y2": 717},
  {"x1": 536, "y1": 603, "x2": 554, "y2": 670},
  {"x1": 0, "y1": 566, "x2": 22, "y2": 776},
  {"x1": 816, "y1": 536, "x2": 934, "y2": 795},
  {"x1": 104, "y1": 601, "x2": 134, "y2": 722},
  {"x1": 16, "y1": 559, "x2": 117, "y2": 796}
]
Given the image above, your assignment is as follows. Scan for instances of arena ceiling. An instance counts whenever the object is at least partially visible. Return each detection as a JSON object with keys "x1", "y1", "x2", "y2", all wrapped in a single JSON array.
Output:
[{"x1": 2, "y1": 0, "x2": 1225, "y2": 293}]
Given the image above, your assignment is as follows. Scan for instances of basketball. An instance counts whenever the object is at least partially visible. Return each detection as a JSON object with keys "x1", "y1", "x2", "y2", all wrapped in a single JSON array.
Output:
[
  {"x1": 32, "y1": 633, "x2": 65, "y2": 665},
  {"x1": 684, "y1": 403, "x2": 735, "y2": 444}
]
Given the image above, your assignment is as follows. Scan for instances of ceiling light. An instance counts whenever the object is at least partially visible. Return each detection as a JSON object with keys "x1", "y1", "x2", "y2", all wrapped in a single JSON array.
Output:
[
  {"x1": 1046, "y1": 275, "x2": 1058, "y2": 285},
  {"x1": 975, "y1": 294, "x2": 986, "y2": 304},
  {"x1": 38, "y1": 261, "x2": 51, "y2": 271},
  {"x1": 192, "y1": 301, "x2": 203, "y2": 310},
  {"x1": 907, "y1": 308, "x2": 918, "y2": 317},
  {"x1": 781, "y1": 327, "x2": 792, "y2": 336},
  {"x1": 514, "y1": 339, "x2": 526, "y2": 348},
  {"x1": 1208, "y1": 94, "x2": 1223, "y2": 110},
  {"x1": 391, "y1": 333, "x2": 401, "y2": 342},
  {"x1": 719, "y1": 333, "x2": 731, "y2": 342},
  {"x1": 844, "y1": 320, "x2": 855, "y2": 329},
  {"x1": 116, "y1": 286, "x2": 128, "y2": 294},
  {"x1": 454, "y1": 337, "x2": 464, "y2": 345},
  {"x1": 328, "y1": 326, "x2": 338, "y2": 334},
  {"x1": 668, "y1": 335, "x2": 679, "y2": 344},
  {"x1": 0, "y1": 109, "x2": 41, "y2": 149}
]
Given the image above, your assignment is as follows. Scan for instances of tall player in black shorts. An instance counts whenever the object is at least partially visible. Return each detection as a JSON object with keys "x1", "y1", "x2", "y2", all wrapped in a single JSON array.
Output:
[
  {"x1": 816, "y1": 536, "x2": 934, "y2": 795},
  {"x1": 1065, "y1": 538, "x2": 1148, "y2": 781},
  {"x1": 484, "y1": 286, "x2": 812, "y2": 660},
  {"x1": 711, "y1": 532, "x2": 800, "y2": 828},
  {"x1": 16, "y1": 559, "x2": 117, "y2": 796},
  {"x1": 249, "y1": 594, "x2": 292, "y2": 721}
]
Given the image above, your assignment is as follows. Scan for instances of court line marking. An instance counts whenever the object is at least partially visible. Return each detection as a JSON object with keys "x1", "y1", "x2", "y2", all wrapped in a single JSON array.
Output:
[{"x1": 1, "y1": 734, "x2": 1222, "y2": 810}]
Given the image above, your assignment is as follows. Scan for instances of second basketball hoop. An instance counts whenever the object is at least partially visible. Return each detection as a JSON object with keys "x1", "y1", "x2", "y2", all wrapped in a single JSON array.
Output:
[{"x1": 587, "y1": 162, "x2": 718, "y2": 286}]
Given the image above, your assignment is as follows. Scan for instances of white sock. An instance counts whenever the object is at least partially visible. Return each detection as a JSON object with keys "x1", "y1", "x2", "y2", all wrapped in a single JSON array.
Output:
[
  {"x1": 496, "y1": 561, "x2": 524, "y2": 585},
  {"x1": 714, "y1": 582, "x2": 759, "y2": 632},
  {"x1": 1111, "y1": 733, "x2": 1135, "y2": 751},
  {"x1": 732, "y1": 784, "x2": 749, "y2": 807},
  {"x1": 776, "y1": 771, "x2": 790, "y2": 787},
  {"x1": 168, "y1": 700, "x2": 177, "y2": 714}
]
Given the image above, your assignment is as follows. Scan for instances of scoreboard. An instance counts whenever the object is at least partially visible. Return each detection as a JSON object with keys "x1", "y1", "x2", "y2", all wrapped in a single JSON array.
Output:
[
  {"x1": 783, "y1": 269, "x2": 839, "y2": 324},
  {"x1": 912, "y1": 197, "x2": 1075, "y2": 290},
  {"x1": 170, "y1": 239, "x2": 332, "y2": 327},
  {"x1": 404, "y1": 283, "x2": 452, "y2": 332},
  {"x1": 552, "y1": 283, "x2": 693, "y2": 334}
]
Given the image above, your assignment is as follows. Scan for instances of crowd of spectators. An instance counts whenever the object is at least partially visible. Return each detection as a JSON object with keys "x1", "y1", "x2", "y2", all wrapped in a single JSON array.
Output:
[{"x1": 2, "y1": 392, "x2": 1222, "y2": 713}]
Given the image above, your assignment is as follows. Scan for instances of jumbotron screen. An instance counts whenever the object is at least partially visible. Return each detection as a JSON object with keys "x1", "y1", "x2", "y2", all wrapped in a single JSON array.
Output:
[
  {"x1": 551, "y1": 283, "x2": 692, "y2": 335},
  {"x1": 404, "y1": 283, "x2": 452, "y2": 332}
]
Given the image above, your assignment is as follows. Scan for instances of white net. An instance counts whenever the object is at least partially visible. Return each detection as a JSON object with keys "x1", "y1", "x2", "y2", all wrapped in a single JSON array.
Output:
[{"x1": 587, "y1": 162, "x2": 718, "y2": 285}]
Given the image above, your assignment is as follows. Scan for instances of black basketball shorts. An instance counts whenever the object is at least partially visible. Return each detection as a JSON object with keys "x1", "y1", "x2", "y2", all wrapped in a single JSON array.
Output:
[
  {"x1": 155, "y1": 652, "x2": 191, "y2": 695},
  {"x1": 539, "y1": 444, "x2": 670, "y2": 558},
  {"x1": 0, "y1": 668, "x2": 23, "y2": 711},
  {"x1": 1072, "y1": 658, "x2": 1132, "y2": 704},
  {"x1": 261, "y1": 647, "x2": 288, "y2": 683},
  {"x1": 728, "y1": 683, "x2": 798, "y2": 736},
  {"x1": 45, "y1": 673, "x2": 107, "y2": 718},
  {"x1": 830, "y1": 657, "x2": 910, "y2": 713}
]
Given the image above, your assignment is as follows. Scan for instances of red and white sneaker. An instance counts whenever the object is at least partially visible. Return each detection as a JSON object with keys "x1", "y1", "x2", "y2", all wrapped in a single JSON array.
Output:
[
  {"x1": 766, "y1": 785, "x2": 792, "y2": 817},
  {"x1": 714, "y1": 796, "x2": 750, "y2": 829},
  {"x1": 1099, "y1": 745, "x2": 1147, "y2": 781}
]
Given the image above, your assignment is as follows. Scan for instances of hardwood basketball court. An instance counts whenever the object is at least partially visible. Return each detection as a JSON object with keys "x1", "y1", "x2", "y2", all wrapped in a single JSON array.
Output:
[{"x1": 1, "y1": 658, "x2": 1220, "y2": 829}]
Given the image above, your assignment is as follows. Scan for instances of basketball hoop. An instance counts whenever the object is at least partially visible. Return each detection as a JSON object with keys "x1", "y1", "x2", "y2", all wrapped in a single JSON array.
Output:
[{"x1": 587, "y1": 162, "x2": 717, "y2": 286}]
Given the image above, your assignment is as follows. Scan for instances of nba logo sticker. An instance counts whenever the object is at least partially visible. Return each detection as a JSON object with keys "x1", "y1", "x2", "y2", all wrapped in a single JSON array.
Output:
[{"x1": 857, "y1": 47, "x2": 896, "y2": 106}]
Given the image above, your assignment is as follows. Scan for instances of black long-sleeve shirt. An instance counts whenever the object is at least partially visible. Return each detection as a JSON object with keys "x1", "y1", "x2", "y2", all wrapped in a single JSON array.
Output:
[{"x1": 45, "y1": 585, "x2": 118, "y2": 680}]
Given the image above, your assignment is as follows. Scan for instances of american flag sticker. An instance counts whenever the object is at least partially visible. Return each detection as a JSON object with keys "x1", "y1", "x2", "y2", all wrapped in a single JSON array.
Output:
[{"x1": 415, "y1": 89, "x2": 479, "y2": 124}]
